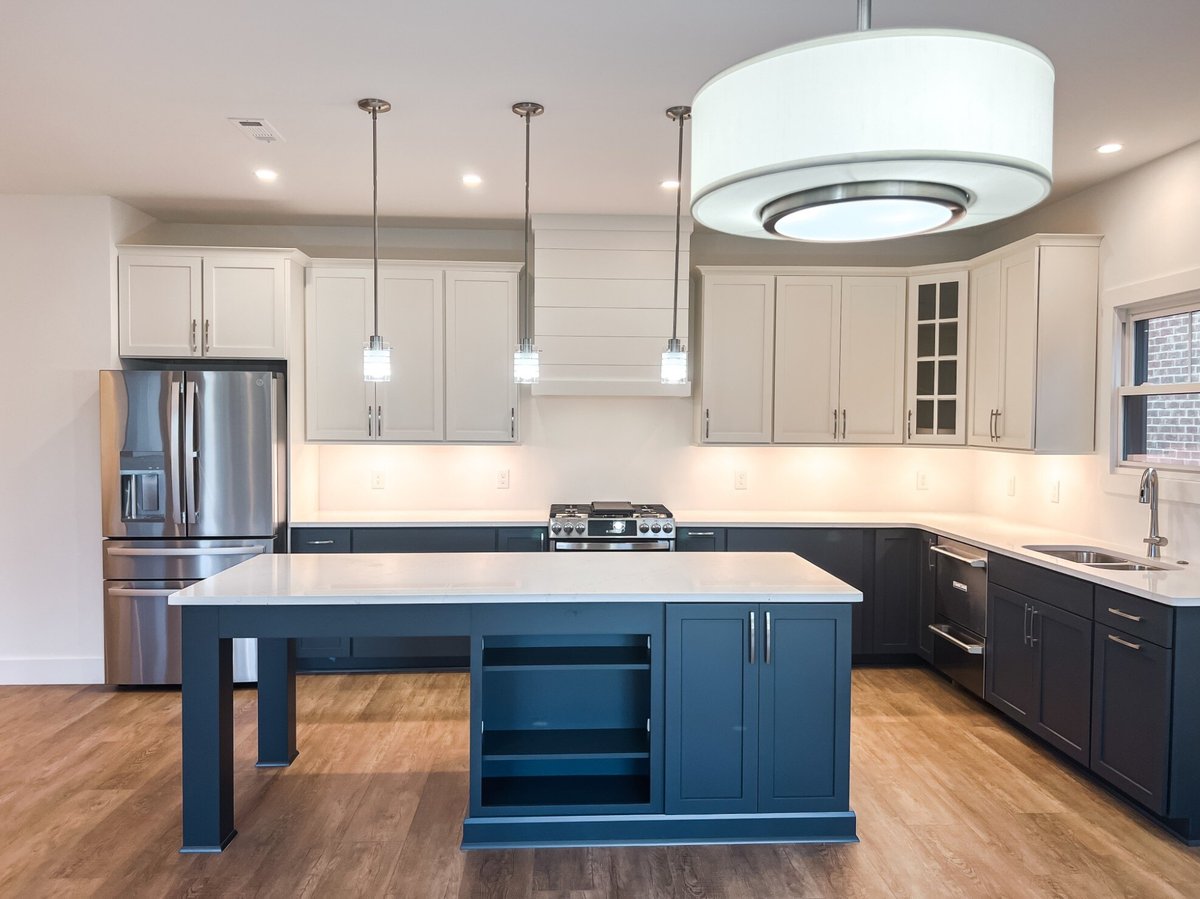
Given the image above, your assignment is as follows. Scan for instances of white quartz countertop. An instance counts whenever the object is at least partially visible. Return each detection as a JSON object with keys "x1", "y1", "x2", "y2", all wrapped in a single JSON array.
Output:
[
  {"x1": 292, "y1": 509, "x2": 1200, "y2": 606},
  {"x1": 169, "y1": 551, "x2": 862, "y2": 607}
]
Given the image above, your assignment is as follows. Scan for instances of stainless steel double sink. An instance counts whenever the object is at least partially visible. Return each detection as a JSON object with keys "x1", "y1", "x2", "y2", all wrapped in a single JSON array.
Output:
[{"x1": 1023, "y1": 544, "x2": 1176, "y2": 572}]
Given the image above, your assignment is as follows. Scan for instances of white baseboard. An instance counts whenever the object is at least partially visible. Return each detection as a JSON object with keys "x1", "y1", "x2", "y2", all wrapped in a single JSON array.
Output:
[{"x1": 0, "y1": 657, "x2": 105, "y2": 685}]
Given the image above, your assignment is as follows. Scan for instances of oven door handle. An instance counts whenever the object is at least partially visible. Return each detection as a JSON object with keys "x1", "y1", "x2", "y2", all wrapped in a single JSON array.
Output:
[
  {"x1": 552, "y1": 540, "x2": 673, "y2": 551},
  {"x1": 930, "y1": 544, "x2": 987, "y2": 568},
  {"x1": 928, "y1": 624, "x2": 985, "y2": 655}
]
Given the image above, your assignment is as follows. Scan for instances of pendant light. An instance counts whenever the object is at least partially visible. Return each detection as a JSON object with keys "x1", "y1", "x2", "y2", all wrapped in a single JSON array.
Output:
[
  {"x1": 512, "y1": 101, "x2": 544, "y2": 384},
  {"x1": 661, "y1": 106, "x2": 691, "y2": 386},
  {"x1": 690, "y1": 0, "x2": 1054, "y2": 242},
  {"x1": 359, "y1": 97, "x2": 392, "y2": 382}
]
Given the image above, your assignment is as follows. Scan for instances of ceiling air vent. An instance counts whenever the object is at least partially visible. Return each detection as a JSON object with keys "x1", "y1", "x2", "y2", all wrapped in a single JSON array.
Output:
[{"x1": 228, "y1": 117, "x2": 284, "y2": 144}]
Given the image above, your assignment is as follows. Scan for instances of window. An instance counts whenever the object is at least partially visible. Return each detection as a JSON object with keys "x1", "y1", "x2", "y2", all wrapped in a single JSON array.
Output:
[{"x1": 1119, "y1": 300, "x2": 1200, "y2": 469}]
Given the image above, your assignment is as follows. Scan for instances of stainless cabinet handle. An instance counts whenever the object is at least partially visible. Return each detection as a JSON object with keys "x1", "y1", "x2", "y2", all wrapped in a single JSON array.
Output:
[
  {"x1": 204, "y1": 319, "x2": 211, "y2": 353},
  {"x1": 907, "y1": 408, "x2": 913, "y2": 440},
  {"x1": 1108, "y1": 633, "x2": 1142, "y2": 651},
  {"x1": 989, "y1": 409, "x2": 996, "y2": 440},
  {"x1": 190, "y1": 319, "x2": 198, "y2": 353},
  {"x1": 929, "y1": 544, "x2": 987, "y2": 568},
  {"x1": 927, "y1": 542, "x2": 936, "y2": 571},
  {"x1": 748, "y1": 611, "x2": 756, "y2": 664},
  {"x1": 841, "y1": 409, "x2": 847, "y2": 440},
  {"x1": 833, "y1": 408, "x2": 838, "y2": 438},
  {"x1": 1107, "y1": 607, "x2": 1143, "y2": 623},
  {"x1": 764, "y1": 610, "x2": 772, "y2": 664},
  {"x1": 705, "y1": 408, "x2": 710, "y2": 440},
  {"x1": 368, "y1": 405, "x2": 373, "y2": 437},
  {"x1": 1023, "y1": 603, "x2": 1031, "y2": 646},
  {"x1": 377, "y1": 405, "x2": 382, "y2": 434},
  {"x1": 927, "y1": 624, "x2": 984, "y2": 654},
  {"x1": 994, "y1": 409, "x2": 1002, "y2": 440},
  {"x1": 306, "y1": 539, "x2": 335, "y2": 545},
  {"x1": 1029, "y1": 608, "x2": 1039, "y2": 646},
  {"x1": 688, "y1": 531, "x2": 715, "y2": 537},
  {"x1": 511, "y1": 407, "x2": 515, "y2": 440}
]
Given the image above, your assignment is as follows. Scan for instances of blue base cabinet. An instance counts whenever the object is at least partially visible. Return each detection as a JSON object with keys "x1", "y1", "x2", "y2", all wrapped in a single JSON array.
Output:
[{"x1": 665, "y1": 603, "x2": 852, "y2": 817}]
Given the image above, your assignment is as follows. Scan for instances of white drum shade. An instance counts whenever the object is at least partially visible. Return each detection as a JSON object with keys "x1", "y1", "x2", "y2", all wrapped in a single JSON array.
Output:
[{"x1": 691, "y1": 29, "x2": 1055, "y2": 241}]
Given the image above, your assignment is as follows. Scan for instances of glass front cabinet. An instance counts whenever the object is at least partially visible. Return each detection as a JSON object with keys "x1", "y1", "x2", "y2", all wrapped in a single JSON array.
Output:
[{"x1": 905, "y1": 271, "x2": 969, "y2": 444}]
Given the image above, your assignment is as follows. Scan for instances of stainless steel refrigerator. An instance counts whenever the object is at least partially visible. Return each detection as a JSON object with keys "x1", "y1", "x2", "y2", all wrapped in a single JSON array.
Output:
[{"x1": 99, "y1": 370, "x2": 287, "y2": 684}]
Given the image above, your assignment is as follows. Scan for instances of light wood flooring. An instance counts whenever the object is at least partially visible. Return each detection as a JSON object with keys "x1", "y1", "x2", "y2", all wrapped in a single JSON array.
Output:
[{"x1": 2, "y1": 666, "x2": 1199, "y2": 898}]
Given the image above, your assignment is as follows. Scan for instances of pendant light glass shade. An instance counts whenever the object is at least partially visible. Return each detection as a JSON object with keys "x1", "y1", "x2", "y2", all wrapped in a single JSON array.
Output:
[
  {"x1": 513, "y1": 102, "x2": 544, "y2": 383},
  {"x1": 363, "y1": 335, "x2": 391, "y2": 382},
  {"x1": 661, "y1": 338, "x2": 688, "y2": 385},
  {"x1": 690, "y1": 28, "x2": 1054, "y2": 242}
]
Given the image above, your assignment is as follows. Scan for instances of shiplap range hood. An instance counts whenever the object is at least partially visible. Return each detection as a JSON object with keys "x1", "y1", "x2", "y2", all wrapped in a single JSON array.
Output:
[{"x1": 532, "y1": 214, "x2": 693, "y2": 396}]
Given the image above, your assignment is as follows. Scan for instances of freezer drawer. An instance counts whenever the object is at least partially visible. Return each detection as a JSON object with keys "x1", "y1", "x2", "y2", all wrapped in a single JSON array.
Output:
[
  {"x1": 104, "y1": 580, "x2": 256, "y2": 685},
  {"x1": 103, "y1": 538, "x2": 273, "y2": 580}
]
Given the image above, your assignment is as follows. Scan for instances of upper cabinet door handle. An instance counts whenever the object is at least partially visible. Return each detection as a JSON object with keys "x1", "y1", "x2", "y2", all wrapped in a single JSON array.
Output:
[
  {"x1": 841, "y1": 409, "x2": 847, "y2": 440},
  {"x1": 907, "y1": 408, "x2": 913, "y2": 440}
]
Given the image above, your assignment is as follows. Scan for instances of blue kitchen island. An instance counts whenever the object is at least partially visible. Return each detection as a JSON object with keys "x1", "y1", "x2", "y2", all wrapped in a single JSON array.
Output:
[{"x1": 170, "y1": 551, "x2": 860, "y2": 852}]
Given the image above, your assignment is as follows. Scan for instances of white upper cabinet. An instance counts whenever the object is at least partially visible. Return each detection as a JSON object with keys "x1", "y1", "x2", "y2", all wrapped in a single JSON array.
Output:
[
  {"x1": 118, "y1": 255, "x2": 202, "y2": 357},
  {"x1": 773, "y1": 275, "x2": 906, "y2": 444},
  {"x1": 697, "y1": 272, "x2": 775, "y2": 444},
  {"x1": 905, "y1": 271, "x2": 969, "y2": 445},
  {"x1": 967, "y1": 236, "x2": 1100, "y2": 453},
  {"x1": 444, "y1": 269, "x2": 518, "y2": 442},
  {"x1": 375, "y1": 268, "x2": 445, "y2": 442},
  {"x1": 305, "y1": 262, "x2": 519, "y2": 444},
  {"x1": 119, "y1": 249, "x2": 295, "y2": 359},
  {"x1": 774, "y1": 276, "x2": 841, "y2": 443}
]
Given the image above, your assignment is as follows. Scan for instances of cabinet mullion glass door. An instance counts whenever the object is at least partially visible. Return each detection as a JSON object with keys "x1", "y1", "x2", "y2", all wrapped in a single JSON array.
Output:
[{"x1": 907, "y1": 273, "x2": 968, "y2": 445}]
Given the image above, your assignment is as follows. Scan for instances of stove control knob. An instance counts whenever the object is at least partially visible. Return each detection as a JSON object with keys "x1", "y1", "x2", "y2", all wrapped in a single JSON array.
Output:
[
  {"x1": 639, "y1": 523, "x2": 650, "y2": 533},
  {"x1": 651, "y1": 523, "x2": 662, "y2": 533},
  {"x1": 551, "y1": 523, "x2": 562, "y2": 534},
  {"x1": 575, "y1": 524, "x2": 586, "y2": 534},
  {"x1": 663, "y1": 522, "x2": 674, "y2": 533}
]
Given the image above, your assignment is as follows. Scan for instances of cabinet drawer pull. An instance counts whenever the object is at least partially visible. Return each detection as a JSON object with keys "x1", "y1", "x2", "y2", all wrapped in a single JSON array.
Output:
[
  {"x1": 1107, "y1": 607, "x2": 1143, "y2": 623},
  {"x1": 764, "y1": 610, "x2": 772, "y2": 665},
  {"x1": 748, "y1": 611, "x2": 756, "y2": 665},
  {"x1": 705, "y1": 408, "x2": 710, "y2": 440},
  {"x1": 687, "y1": 531, "x2": 715, "y2": 537},
  {"x1": 204, "y1": 319, "x2": 211, "y2": 353},
  {"x1": 190, "y1": 319, "x2": 198, "y2": 352},
  {"x1": 1108, "y1": 633, "x2": 1142, "y2": 651},
  {"x1": 306, "y1": 539, "x2": 335, "y2": 545},
  {"x1": 841, "y1": 409, "x2": 847, "y2": 440},
  {"x1": 832, "y1": 408, "x2": 838, "y2": 437},
  {"x1": 927, "y1": 624, "x2": 984, "y2": 654},
  {"x1": 907, "y1": 408, "x2": 913, "y2": 440}
]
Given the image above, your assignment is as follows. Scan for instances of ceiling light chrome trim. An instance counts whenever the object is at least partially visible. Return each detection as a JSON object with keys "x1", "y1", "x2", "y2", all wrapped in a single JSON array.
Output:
[{"x1": 761, "y1": 180, "x2": 969, "y2": 238}]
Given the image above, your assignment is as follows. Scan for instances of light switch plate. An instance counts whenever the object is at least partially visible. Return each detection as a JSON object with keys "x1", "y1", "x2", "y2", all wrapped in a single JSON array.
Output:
[
  {"x1": 1050, "y1": 480, "x2": 1060, "y2": 503},
  {"x1": 1007, "y1": 475, "x2": 1016, "y2": 497},
  {"x1": 496, "y1": 469, "x2": 510, "y2": 489},
  {"x1": 916, "y1": 471, "x2": 929, "y2": 491},
  {"x1": 734, "y1": 470, "x2": 748, "y2": 490},
  {"x1": 370, "y1": 470, "x2": 385, "y2": 490}
]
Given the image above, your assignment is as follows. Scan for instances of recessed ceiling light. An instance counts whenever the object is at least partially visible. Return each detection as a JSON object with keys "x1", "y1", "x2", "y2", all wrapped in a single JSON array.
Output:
[
  {"x1": 661, "y1": 179, "x2": 681, "y2": 190},
  {"x1": 462, "y1": 173, "x2": 483, "y2": 187},
  {"x1": 1096, "y1": 142, "x2": 1124, "y2": 154},
  {"x1": 254, "y1": 168, "x2": 278, "y2": 182}
]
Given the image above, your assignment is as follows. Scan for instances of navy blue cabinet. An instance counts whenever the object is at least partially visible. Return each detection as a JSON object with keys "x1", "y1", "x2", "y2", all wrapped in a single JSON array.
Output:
[
  {"x1": 665, "y1": 603, "x2": 851, "y2": 816},
  {"x1": 675, "y1": 527, "x2": 727, "y2": 552},
  {"x1": 291, "y1": 528, "x2": 351, "y2": 553},
  {"x1": 353, "y1": 526, "x2": 497, "y2": 553},
  {"x1": 497, "y1": 527, "x2": 548, "y2": 552},
  {"x1": 917, "y1": 532, "x2": 937, "y2": 661},
  {"x1": 987, "y1": 583, "x2": 1092, "y2": 763},
  {"x1": 1091, "y1": 622, "x2": 1172, "y2": 815},
  {"x1": 873, "y1": 529, "x2": 920, "y2": 655}
]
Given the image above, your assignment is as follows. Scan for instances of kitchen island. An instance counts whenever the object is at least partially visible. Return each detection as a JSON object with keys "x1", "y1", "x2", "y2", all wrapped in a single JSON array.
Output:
[{"x1": 170, "y1": 551, "x2": 860, "y2": 852}]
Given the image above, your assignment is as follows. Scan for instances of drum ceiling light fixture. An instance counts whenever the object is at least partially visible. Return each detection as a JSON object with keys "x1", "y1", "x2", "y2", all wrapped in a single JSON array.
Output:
[{"x1": 690, "y1": 0, "x2": 1055, "y2": 243}]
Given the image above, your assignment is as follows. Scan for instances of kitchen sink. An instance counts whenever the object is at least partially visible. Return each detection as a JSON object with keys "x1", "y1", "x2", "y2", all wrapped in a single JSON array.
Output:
[{"x1": 1023, "y1": 545, "x2": 1175, "y2": 571}]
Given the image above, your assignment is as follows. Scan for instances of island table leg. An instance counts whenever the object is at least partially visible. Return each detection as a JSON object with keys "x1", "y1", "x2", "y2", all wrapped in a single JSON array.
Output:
[
  {"x1": 180, "y1": 605, "x2": 236, "y2": 852},
  {"x1": 256, "y1": 637, "x2": 298, "y2": 767}
]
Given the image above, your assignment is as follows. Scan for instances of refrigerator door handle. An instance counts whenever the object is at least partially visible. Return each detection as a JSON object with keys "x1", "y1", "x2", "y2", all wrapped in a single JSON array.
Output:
[
  {"x1": 169, "y1": 379, "x2": 185, "y2": 525},
  {"x1": 183, "y1": 379, "x2": 199, "y2": 524}
]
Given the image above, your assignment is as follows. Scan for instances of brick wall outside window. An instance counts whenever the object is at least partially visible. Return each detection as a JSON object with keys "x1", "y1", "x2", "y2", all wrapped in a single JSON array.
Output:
[{"x1": 1143, "y1": 312, "x2": 1200, "y2": 464}]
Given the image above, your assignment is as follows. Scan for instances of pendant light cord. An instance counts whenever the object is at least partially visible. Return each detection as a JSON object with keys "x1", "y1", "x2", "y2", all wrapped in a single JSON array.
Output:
[
  {"x1": 857, "y1": 0, "x2": 871, "y2": 31},
  {"x1": 371, "y1": 106, "x2": 380, "y2": 340},
  {"x1": 668, "y1": 107, "x2": 690, "y2": 344},
  {"x1": 522, "y1": 109, "x2": 531, "y2": 346}
]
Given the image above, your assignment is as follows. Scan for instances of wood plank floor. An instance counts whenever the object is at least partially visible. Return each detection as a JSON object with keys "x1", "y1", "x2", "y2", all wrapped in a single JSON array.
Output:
[{"x1": 2, "y1": 666, "x2": 1198, "y2": 898}]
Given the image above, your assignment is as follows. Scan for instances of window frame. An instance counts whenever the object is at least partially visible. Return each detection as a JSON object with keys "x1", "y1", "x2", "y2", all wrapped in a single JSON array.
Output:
[{"x1": 1116, "y1": 293, "x2": 1200, "y2": 474}]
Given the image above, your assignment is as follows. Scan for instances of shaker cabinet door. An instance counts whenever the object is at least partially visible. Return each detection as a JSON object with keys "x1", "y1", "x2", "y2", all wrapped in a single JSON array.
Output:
[
  {"x1": 699, "y1": 274, "x2": 775, "y2": 444},
  {"x1": 773, "y1": 276, "x2": 840, "y2": 443},
  {"x1": 839, "y1": 277, "x2": 906, "y2": 444},
  {"x1": 986, "y1": 585, "x2": 1038, "y2": 725},
  {"x1": 118, "y1": 255, "x2": 203, "y2": 358},
  {"x1": 444, "y1": 269, "x2": 518, "y2": 442},
  {"x1": 306, "y1": 267, "x2": 373, "y2": 440},
  {"x1": 202, "y1": 255, "x2": 288, "y2": 359},
  {"x1": 375, "y1": 267, "x2": 445, "y2": 441}
]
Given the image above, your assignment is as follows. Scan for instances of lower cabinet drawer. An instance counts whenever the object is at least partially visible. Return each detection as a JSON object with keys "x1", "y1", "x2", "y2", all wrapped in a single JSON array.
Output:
[
  {"x1": 1094, "y1": 587, "x2": 1174, "y2": 648},
  {"x1": 292, "y1": 529, "x2": 351, "y2": 553}
]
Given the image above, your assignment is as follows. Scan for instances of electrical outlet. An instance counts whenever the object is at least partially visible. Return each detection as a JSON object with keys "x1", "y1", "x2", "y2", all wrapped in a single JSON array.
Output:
[
  {"x1": 734, "y1": 470, "x2": 748, "y2": 490},
  {"x1": 1050, "y1": 480, "x2": 1061, "y2": 503},
  {"x1": 1006, "y1": 475, "x2": 1016, "y2": 497},
  {"x1": 370, "y1": 470, "x2": 385, "y2": 490},
  {"x1": 496, "y1": 469, "x2": 510, "y2": 489},
  {"x1": 916, "y1": 471, "x2": 929, "y2": 491}
]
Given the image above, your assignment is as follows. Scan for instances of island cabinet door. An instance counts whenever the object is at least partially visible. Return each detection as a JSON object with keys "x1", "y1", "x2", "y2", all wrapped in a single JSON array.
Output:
[
  {"x1": 758, "y1": 604, "x2": 851, "y2": 813},
  {"x1": 665, "y1": 604, "x2": 758, "y2": 814}
]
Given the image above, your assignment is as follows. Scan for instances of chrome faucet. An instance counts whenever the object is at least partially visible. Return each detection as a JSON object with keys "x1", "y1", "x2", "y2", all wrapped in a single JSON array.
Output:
[{"x1": 1139, "y1": 467, "x2": 1168, "y2": 558}]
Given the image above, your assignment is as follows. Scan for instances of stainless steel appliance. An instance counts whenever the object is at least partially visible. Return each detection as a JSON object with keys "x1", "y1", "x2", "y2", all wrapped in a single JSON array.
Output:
[
  {"x1": 100, "y1": 369, "x2": 286, "y2": 684},
  {"x1": 927, "y1": 538, "x2": 988, "y2": 697},
  {"x1": 548, "y1": 502, "x2": 675, "y2": 551}
]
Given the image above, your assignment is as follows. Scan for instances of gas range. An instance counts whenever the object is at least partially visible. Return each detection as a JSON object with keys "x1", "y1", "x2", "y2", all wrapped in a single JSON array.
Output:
[{"x1": 547, "y1": 502, "x2": 676, "y2": 550}]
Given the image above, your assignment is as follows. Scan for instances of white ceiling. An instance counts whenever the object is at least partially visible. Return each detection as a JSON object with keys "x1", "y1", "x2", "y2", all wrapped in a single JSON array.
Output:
[{"x1": 3, "y1": 0, "x2": 1199, "y2": 227}]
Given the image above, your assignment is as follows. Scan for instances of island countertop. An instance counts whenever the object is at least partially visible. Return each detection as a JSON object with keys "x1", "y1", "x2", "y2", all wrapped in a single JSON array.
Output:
[{"x1": 169, "y1": 550, "x2": 862, "y2": 606}]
